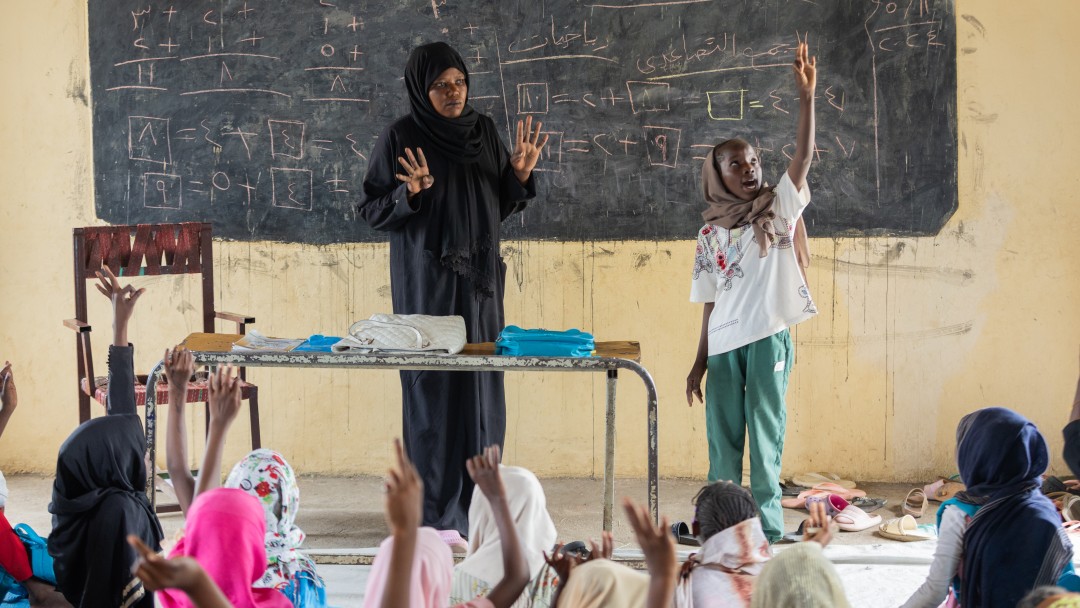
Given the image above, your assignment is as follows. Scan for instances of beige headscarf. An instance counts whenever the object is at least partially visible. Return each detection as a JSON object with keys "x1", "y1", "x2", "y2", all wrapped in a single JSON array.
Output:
[
  {"x1": 558, "y1": 559, "x2": 649, "y2": 608},
  {"x1": 701, "y1": 145, "x2": 810, "y2": 276},
  {"x1": 749, "y1": 542, "x2": 850, "y2": 608},
  {"x1": 457, "y1": 465, "x2": 557, "y2": 582}
]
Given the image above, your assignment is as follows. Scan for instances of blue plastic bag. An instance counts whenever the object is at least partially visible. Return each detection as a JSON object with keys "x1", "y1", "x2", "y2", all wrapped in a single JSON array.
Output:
[
  {"x1": 13, "y1": 525, "x2": 55, "y2": 585},
  {"x1": 495, "y1": 326, "x2": 595, "y2": 357}
]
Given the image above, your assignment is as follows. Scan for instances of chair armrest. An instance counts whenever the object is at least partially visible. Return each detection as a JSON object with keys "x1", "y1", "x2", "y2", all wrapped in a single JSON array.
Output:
[
  {"x1": 64, "y1": 319, "x2": 92, "y2": 333},
  {"x1": 215, "y1": 311, "x2": 255, "y2": 324}
]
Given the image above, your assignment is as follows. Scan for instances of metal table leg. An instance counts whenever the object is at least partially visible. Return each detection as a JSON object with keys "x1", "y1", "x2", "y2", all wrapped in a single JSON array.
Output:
[
  {"x1": 145, "y1": 359, "x2": 164, "y2": 510},
  {"x1": 603, "y1": 369, "x2": 618, "y2": 532}
]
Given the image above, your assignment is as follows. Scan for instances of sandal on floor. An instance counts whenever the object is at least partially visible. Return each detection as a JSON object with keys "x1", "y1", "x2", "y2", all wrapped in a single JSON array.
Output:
[
  {"x1": 780, "y1": 481, "x2": 809, "y2": 497},
  {"x1": 781, "y1": 520, "x2": 808, "y2": 543},
  {"x1": 671, "y1": 521, "x2": 700, "y2": 546},
  {"x1": 809, "y1": 482, "x2": 866, "y2": 501},
  {"x1": 925, "y1": 479, "x2": 966, "y2": 503},
  {"x1": 877, "y1": 515, "x2": 934, "y2": 541},
  {"x1": 851, "y1": 497, "x2": 887, "y2": 512},
  {"x1": 903, "y1": 488, "x2": 928, "y2": 518},
  {"x1": 1064, "y1": 495, "x2": 1080, "y2": 522},
  {"x1": 834, "y1": 503, "x2": 883, "y2": 532},
  {"x1": 781, "y1": 489, "x2": 830, "y2": 510},
  {"x1": 791, "y1": 472, "x2": 857, "y2": 490}
]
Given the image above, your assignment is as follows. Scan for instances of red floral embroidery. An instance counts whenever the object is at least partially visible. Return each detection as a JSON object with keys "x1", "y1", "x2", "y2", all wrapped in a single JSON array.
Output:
[
  {"x1": 715, "y1": 252, "x2": 727, "y2": 270},
  {"x1": 702, "y1": 226, "x2": 713, "y2": 235},
  {"x1": 255, "y1": 481, "x2": 272, "y2": 497},
  {"x1": 273, "y1": 454, "x2": 285, "y2": 465}
]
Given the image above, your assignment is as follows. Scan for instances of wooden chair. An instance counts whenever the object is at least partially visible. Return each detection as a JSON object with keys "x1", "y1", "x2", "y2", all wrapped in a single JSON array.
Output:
[{"x1": 64, "y1": 223, "x2": 261, "y2": 509}]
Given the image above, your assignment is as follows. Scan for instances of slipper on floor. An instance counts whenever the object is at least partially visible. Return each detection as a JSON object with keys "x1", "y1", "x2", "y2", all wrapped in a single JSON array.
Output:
[
  {"x1": 833, "y1": 497, "x2": 882, "y2": 532},
  {"x1": 925, "y1": 480, "x2": 966, "y2": 503},
  {"x1": 781, "y1": 520, "x2": 808, "y2": 543},
  {"x1": 1064, "y1": 495, "x2": 1080, "y2": 522},
  {"x1": 808, "y1": 482, "x2": 866, "y2": 501},
  {"x1": 781, "y1": 489, "x2": 830, "y2": 510},
  {"x1": 850, "y1": 497, "x2": 887, "y2": 512},
  {"x1": 876, "y1": 515, "x2": 934, "y2": 542},
  {"x1": 791, "y1": 472, "x2": 857, "y2": 490},
  {"x1": 780, "y1": 481, "x2": 809, "y2": 497},
  {"x1": 903, "y1": 488, "x2": 928, "y2": 518},
  {"x1": 1043, "y1": 475, "x2": 1069, "y2": 496},
  {"x1": 671, "y1": 521, "x2": 700, "y2": 546}
]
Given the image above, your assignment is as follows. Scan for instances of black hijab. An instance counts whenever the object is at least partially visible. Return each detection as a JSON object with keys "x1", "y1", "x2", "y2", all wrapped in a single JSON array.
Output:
[
  {"x1": 48, "y1": 415, "x2": 163, "y2": 607},
  {"x1": 404, "y1": 42, "x2": 483, "y2": 163}
]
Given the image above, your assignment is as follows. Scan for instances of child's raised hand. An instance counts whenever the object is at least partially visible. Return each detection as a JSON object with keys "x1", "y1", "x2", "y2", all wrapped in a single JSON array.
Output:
[
  {"x1": 206, "y1": 365, "x2": 242, "y2": 431},
  {"x1": 623, "y1": 498, "x2": 676, "y2": 578},
  {"x1": 802, "y1": 500, "x2": 836, "y2": 547},
  {"x1": 163, "y1": 347, "x2": 196, "y2": 389},
  {"x1": 95, "y1": 267, "x2": 145, "y2": 325},
  {"x1": 543, "y1": 543, "x2": 583, "y2": 581},
  {"x1": 128, "y1": 535, "x2": 204, "y2": 593},
  {"x1": 385, "y1": 438, "x2": 423, "y2": 535},
  {"x1": 587, "y1": 531, "x2": 614, "y2": 562},
  {"x1": 466, "y1": 444, "x2": 505, "y2": 500},
  {"x1": 792, "y1": 40, "x2": 817, "y2": 98}
]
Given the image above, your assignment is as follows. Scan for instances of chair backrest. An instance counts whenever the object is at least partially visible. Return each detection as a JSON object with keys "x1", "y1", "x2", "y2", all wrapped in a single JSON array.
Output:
[{"x1": 72, "y1": 222, "x2": 216, "y2": 333}]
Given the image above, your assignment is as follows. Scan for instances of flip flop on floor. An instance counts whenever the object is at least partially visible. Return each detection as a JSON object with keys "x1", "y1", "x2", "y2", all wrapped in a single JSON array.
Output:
[
  {"x1": 671, "y1": 521, "x2": 700, "y2": 546},
  {"x1": 850, "y1": 497, "x2": 887, "y2": 512},
  {"x1": 781, "y1": 520, "x2": 808, "y2": 543},
  {"x1": 925, "y1": 479, "x2": 966, "y2": 503},
  {"x1": 808, "y1": 482, "x2": 866, "y2": 501},
  {"x1": 903, "y1": 488, "x2": 928, "y2": 518},
  {"x1": 791, "y1": 472, "x2": 857, "y2": 490},
  {"x1": 781, "y1": 489, "x2": 830, "y2": 510},
  {"x1": 876, "y1": 515, "x2": 934, "y2": 542},
  {"x1": 780, "y1": 481, "x2": 809, "y2": 497}
]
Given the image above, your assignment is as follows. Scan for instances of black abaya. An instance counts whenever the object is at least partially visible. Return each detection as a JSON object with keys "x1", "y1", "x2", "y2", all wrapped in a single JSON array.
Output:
[{"x1": 357, "y1": 112, "x2": 534, "y2": 536}]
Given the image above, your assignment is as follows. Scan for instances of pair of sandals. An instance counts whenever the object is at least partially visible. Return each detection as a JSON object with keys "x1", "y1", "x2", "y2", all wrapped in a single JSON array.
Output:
[
  {"x1": 903, "y1": 478, "x2": 968, "y2": 517},
  {"x1": 780, "y1": 494, "x2": 882, "y2": 541}
]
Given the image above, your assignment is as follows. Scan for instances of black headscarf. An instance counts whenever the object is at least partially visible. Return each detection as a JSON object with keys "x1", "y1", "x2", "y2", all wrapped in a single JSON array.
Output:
[
  {"x1": 48, "y1": 415, "x2": 163, "y2": 608},
  {"x1": 404, "y1": 42, "x2": 483, "y2": 163},
  {"x1": 957, "y1": 407, "x2": 1072, "y2": 608}
]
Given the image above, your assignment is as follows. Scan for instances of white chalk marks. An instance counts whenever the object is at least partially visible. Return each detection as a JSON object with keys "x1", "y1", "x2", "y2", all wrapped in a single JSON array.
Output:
[
  {"x1": 128, "y1": 116, "x2": 172, "y2": 166},
  {"x1": 268, "y1": 120, "x2": 306, "y2": 160},
  {"x1": 532, "y1": 131, "x2": 564, "y2": 172},
  {"x1": 625, "y1": 81, "x2": 669, "y2": 114},
  {"x1": 643, "y1": 126, "x2": 680, "y2": 168},
  {"x1": 142, "y1": 173, "x2": 182, "y2": 209},
  {"x1": 516, "y1": 83, "x2": 549, "y2": 114},
  {"x1": 270, "y1": 168, "x2": 313, "y2": 211}
]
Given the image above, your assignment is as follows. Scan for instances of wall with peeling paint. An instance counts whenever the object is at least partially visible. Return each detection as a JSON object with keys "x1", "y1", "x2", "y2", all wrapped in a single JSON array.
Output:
[{"x1": 1, "y1": 1, "x2": 1078, "y2": 485}]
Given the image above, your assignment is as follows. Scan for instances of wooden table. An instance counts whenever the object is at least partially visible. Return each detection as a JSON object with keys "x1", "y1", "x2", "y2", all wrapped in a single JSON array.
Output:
[{"x1": 144, "y1": 333, "x2": 659, "y2": 531}]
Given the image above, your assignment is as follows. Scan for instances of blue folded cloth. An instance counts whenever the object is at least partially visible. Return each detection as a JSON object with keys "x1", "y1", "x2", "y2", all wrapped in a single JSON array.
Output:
[
  {"x1": 495, "y1": 326, "x2": 595, "y2": 357},
  {"x1": 293, "y1": 335, "x2": 343, "y2": 352}
]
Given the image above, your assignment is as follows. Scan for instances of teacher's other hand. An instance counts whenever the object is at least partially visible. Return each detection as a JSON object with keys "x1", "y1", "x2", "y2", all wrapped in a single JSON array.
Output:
[
  {"x1": 396, "y1": 147, "x2": 434, "y2": 196},
  {"x1": 511, "y1": 116, "x2": 549, "y2": 184}
]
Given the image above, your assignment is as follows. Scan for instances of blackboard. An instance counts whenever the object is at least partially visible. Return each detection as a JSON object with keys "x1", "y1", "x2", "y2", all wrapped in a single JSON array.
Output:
[{"x1": 88, "y1": 0, "x2": 957, "y2": 243}]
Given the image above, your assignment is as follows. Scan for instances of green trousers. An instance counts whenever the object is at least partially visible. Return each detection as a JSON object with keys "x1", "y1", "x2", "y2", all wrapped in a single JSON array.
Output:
[{"x1": 705, "y1": 329, "x2": 793, "y2": 542}]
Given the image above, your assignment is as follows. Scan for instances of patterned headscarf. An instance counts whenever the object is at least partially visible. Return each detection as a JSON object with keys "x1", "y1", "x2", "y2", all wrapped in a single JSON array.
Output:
[{"x1": 226, "y1": 449, "x2": 321, "y2": 590}]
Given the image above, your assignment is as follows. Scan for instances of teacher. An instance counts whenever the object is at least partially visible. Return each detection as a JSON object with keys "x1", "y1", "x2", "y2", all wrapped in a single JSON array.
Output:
[{"x1": 356, "y1": 42, "x2": 547, "y2": 546}]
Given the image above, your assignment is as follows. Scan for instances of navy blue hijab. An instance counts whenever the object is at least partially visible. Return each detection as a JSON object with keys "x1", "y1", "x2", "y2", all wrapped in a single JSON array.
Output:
[{"x1": 957, "y1": 407, "x2": 1072, "y2": 608}]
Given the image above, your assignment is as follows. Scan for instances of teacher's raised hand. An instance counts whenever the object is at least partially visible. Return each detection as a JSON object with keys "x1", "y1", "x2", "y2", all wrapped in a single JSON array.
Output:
[
  {"x1": 511, "y1": 115, "x2": 549, "y2": 184},
  {"x1": 395, "y1": 147, "x2": 435, "y2": 197}
]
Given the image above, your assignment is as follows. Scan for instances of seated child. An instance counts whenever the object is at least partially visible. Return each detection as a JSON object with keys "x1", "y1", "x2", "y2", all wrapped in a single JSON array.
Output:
[
  {"x1": 47, "y1": 268, "x2": 164, "y2": 608},
  {"x1": 162, "y1": 347, "x2": 329, "y2": 607},
  {"x1": 363, "y1": 441, "x2": 530, "y2": 608},
  {"x1": 675, "y1": 482, "x2": 771, "y2": 608},
  {"x1": 451, "y1": 466, "x2": 558, "y2": 607}
]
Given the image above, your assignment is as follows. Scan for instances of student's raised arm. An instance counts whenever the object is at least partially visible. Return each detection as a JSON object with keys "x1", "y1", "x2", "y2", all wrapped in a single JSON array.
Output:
[
  {"x1": 379, "y1": 438, "x2": 424, "y2": 608},
  {"x1": 163, "y1": 347, "x2": 197, "y2": 513},
  {"x1": 128, "y1": 535, "x2": 234, "y2": 608},
  {"x1": 95, "y1": 267, "x2": 145, "y2": 417},
  {"x1": 786, "y1": 40, "x2": 817, "y2": 192},
  {"x1": 623, "y1": 498, "x2": 677, "y2": 608},
  {"x1": 0, "y1": 362, "x2": 17, "y2": 440},
  {"x1": 468, "y1": 446, "x2": 530, "y2": 608},
  {"x1": 193, "y1": 365, "x2": 242, "y2": 499}
]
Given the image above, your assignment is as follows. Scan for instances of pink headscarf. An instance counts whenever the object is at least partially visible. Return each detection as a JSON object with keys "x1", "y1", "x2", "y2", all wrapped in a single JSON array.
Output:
[
  {"x1": 159, "y1": 488, "x2": 292, "y2": 608},
  {"x1": 362, "y1": 527, "x2": 454, "y2": 608}
]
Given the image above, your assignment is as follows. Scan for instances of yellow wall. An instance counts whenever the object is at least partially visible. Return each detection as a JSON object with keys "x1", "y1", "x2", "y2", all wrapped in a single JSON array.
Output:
[{"x1": 2, "y1": 1, "x2": 1078, "y2": 483}]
